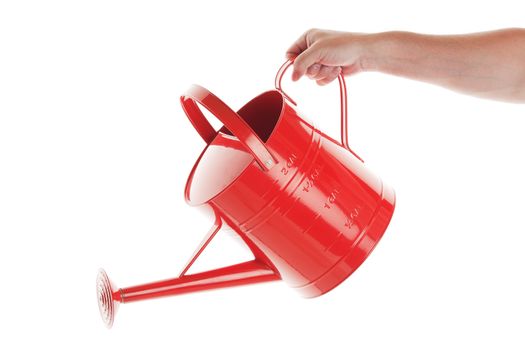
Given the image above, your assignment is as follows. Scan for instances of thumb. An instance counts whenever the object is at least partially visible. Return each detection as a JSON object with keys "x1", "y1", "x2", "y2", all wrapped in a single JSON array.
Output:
[{"x1": 292, "y1": 47, "x2": 320, "y2": 81}]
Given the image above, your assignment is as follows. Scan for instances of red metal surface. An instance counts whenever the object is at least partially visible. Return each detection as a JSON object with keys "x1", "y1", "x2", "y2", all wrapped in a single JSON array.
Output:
[
  {"x1": 97, "y1": 59, "x2": 396, "y2": 327},
  {"x1": 119, "y1": 261, "x2": 279, "y2": 303},
  {"x1": 182, "y1": 63, "x2": 395, "y2": 293}
]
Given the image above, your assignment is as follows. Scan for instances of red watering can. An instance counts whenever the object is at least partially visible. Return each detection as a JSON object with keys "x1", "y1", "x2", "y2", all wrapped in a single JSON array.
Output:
[{"x1": 96, "y1": 60, "x2": 396, "y2": 328}]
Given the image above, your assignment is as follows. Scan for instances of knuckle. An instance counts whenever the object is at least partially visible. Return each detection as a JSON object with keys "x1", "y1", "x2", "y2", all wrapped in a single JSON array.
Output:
[
  {"x1": 306, "y1": 28, "x2": 318, "y2": 35},
  {"x1": 317, "y1": 65, "x2": 331, "y2": 78},
  {"x1": 305, "y1": 28, "x2": 320, "y2": 44}
]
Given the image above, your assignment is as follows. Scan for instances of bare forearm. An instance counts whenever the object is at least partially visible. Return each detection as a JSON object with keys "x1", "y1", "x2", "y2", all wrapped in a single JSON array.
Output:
[{"x1": 362, "y1": 29, "x2": 525, "y2": 103}]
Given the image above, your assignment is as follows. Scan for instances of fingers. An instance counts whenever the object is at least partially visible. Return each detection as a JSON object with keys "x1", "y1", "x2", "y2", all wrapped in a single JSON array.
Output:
[
  {"x1": 317, "y1": 67, "x2": 342, "y2": 86},
  {"x1": 313, "y1": 65, "x2": 334, "y2": 80},
  {"x1": 306, "y1": 64, "x2": 341, "y2": 85},
  {"x1": 291, "y1": 46, "x2": 321, "y2": 81},
  {"x1": 286, "y1": 29, "x2": 342, "y2": 83},
  {"x1": 306, "y1": 64, "x2": 321, "y2": 78},
  {"x1": 286, "y1": 31, "x2": 308, "y2": 60}
]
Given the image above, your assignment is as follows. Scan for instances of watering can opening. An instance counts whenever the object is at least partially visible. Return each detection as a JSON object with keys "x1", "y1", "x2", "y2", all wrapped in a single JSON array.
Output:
[
  {"x1": 222, "y1": 90, "x2": 284, "y2": 142},
  {"x1": 185, "y1": 90, "x2": 285, "y2": 206}
]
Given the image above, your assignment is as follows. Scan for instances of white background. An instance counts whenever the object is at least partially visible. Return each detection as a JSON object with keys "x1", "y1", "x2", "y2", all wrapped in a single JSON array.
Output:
[{"x1": 1, "y1": 1, "x2": 524, "y2": 349}]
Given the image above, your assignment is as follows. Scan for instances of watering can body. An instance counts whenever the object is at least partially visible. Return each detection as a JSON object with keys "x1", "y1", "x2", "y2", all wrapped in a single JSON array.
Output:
[
  {"x1": 182, "y1": 83, "x2": 395, "y2": 297},
  {"x1": 96, "y1": 60, "x2": 395, "y2": 327}
]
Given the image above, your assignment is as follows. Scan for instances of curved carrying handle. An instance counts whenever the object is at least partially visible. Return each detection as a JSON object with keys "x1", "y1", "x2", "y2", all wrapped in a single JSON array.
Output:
[
  {"x1": 181, "y1": 85, "x2": 277, "y2": 171},
  {"x1": 275, "y1": 59, "x2": 363, "y2": 162}
]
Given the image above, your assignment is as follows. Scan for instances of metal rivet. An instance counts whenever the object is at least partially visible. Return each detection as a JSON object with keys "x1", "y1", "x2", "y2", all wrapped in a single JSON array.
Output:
[{"x1": 265, "y1": 159, "x2": 273, "y2": 167}]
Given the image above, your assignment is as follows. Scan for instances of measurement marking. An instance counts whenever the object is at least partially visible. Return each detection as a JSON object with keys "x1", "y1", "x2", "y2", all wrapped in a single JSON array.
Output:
[
  {"x1": 345, "y1": 206, "x2": 361, "y2": 229},
  {"x1": 324, "y1": 188, "x2": 340, "y2": 209},
  {"x1": 280, "y1": 153, "x2": 297, "y2": 175},
  {"x1": 302, "y1": 168, "x2": 320, "y2": 192}
]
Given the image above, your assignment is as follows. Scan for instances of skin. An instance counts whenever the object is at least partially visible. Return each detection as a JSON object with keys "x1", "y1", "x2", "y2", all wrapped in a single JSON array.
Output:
[{"x1": 286, "y1": 28, "x2": 525, "y2": 103}]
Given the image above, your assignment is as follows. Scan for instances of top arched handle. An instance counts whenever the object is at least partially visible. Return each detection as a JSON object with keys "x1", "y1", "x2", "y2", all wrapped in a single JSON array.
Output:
[{"x1": 180, "y1": 85, "x2": 277, "y2": 172}]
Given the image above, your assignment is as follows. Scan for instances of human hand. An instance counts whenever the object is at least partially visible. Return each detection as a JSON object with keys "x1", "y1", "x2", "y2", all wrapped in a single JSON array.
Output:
[
  {"x1": 286, "y1": 29, "x2": 371, "y2": 85},
  {"x1": 287, "y1": 28, "x2": 525, "y2": 102}
]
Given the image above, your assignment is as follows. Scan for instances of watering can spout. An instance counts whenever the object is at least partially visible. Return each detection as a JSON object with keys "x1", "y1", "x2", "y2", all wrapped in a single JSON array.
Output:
[
  {"x1": 97, "y1": 212, "x2": 280, "y2": 328},
  {"x1": 121, "y1": 260, "x2": 279, "y2": 302},
  {"x1": 97, "y1": 261, "x2": 279, "y2": 328}
]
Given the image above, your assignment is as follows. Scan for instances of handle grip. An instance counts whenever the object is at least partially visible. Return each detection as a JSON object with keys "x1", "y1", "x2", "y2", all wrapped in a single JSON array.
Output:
[
  {"x1": 275, "y1": 59, "x2": 362, "y2": 162},
  {"x1": 181, "y1": 85, "x2": 277, "y2": 171}
]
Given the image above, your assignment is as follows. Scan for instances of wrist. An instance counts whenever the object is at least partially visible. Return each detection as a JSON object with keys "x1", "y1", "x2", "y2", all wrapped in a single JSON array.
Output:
[{"x1": 358, "y1": 32, "x2": 399, "y2": 73}]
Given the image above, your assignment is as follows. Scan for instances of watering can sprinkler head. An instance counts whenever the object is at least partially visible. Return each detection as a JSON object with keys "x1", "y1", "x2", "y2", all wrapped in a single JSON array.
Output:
[{"x1": 96, "y1": 269, "x2": 120, "y2": 328}]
